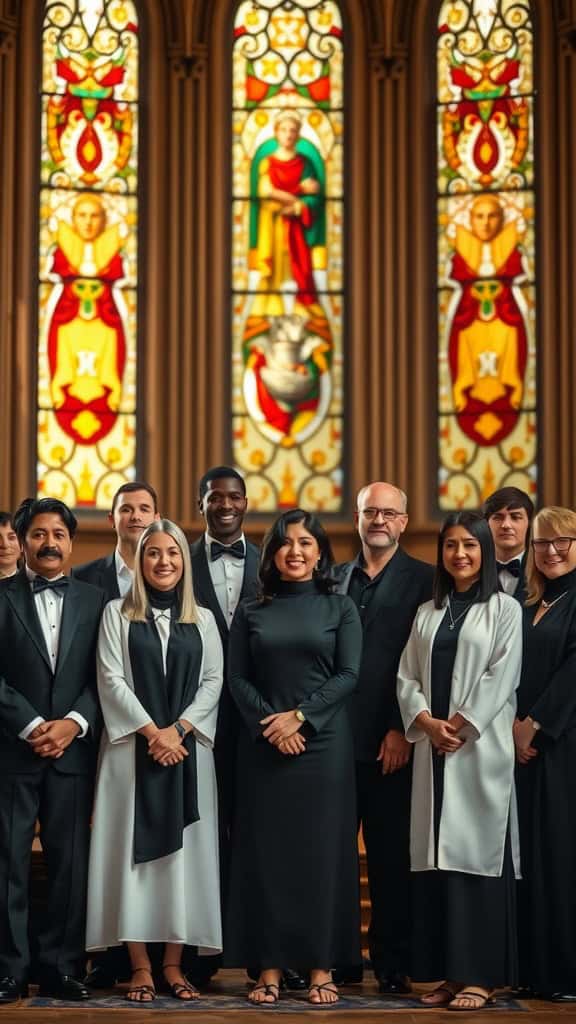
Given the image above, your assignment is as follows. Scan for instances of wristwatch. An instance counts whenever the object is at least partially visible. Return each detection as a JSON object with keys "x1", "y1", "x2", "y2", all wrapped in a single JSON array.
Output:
[
  {"x1": 528, "y1": 716, "x2": 541, "y2": 732},
  {"x1": 295, "y1": 709, "x2": 306, "y2": 724},
  {"x1": 174, "y1": 720, "x2": 186, "y2": 740}
]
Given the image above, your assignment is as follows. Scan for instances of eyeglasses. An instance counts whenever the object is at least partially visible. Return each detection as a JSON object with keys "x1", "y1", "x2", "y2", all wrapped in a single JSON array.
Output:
[
  {"x1": 360, "y1": 508, "x2": 406, "y2": 521},
  {"x1": 531, "y1": 537, "x2": 576, "y2": 554}
]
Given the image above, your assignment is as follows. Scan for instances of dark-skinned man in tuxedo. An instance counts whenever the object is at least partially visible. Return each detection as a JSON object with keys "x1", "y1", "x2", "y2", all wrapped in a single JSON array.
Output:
[
  {"x1": 0, "y1": 498, "x2": 104, "y2": 1003},
  {"x1": 334, "y1": 482, "x2": 434, "y2": 993}
]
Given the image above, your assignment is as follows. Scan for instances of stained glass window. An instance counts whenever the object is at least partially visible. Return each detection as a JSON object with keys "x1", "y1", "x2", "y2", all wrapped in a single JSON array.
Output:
[
  {"x1": 37, "y1": 0, "x2": 139, "y2": 509},
  {"x1": 231, "y1": 0, "x2": 344, "y2": 512},
  {"x1": 436, "y1": 0, "x2": 537, "y2": 509}
]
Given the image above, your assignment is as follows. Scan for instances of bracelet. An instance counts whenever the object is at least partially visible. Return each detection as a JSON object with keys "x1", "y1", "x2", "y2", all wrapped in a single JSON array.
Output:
[{"x1": 173, "y1": 720, "x2": 186, "y2": 741}]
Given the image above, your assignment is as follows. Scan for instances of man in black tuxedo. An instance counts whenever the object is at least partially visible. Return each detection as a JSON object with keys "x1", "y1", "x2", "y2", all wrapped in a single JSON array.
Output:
[
  {"x1": 0, "y1": 498, "x2": 105, "y2": 1004},
  {"x1": 188, "y1": 466, "x2": 259, "y2": 985},
  {"x1": 73, "y1": 481, "x2": 159, "y2": 990},
  {"x1": 334, "y1": 481, "x2": 433, "y2": 993},
  {"x1": 73, "y1": 481, "x2": 159, "y2": 600},
  {"x1": 483, "y1": 486, "x2": 534, "y2": 604}
]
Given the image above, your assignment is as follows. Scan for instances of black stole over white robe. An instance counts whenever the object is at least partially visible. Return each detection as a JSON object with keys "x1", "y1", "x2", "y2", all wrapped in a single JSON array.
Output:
[{"x1": 129, "y1": 614, "x2": 202, "y2": 863}]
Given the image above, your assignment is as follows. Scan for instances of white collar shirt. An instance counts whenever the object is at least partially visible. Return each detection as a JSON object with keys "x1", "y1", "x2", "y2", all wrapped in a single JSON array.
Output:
[
  {"x1": 114, "y1": 548, "x2": 134, "y2": 597},
  {"x1": 205, "y1": 531, "x2": 246, "y2": 627},
  {"x1": 497, "y1": 551, "x2": 525, "y2": 596}
]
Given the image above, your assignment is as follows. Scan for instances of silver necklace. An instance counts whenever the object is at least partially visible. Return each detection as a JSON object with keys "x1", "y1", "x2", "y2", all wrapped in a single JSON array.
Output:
[
  {"x1": 447, "y1": 595, "x2": 471, "y2": 631},
  {"x1": 541, "y1": 590, "x2": 569, "y2": 610}
]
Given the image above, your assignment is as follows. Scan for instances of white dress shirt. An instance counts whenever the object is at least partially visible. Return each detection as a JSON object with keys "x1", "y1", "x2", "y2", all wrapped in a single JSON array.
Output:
[
  {"x1": 114, "y1": 548, "x2": 134, "y2": 597},
  {"x1": 19, "y1": 567, "x2": 89, "y2": 740},
  {"x1": 205, "y1": 532, "x2": 246, "y2": 627},
  {"x1": 497, "y1": 551, "x2": 525, "y2": 596}
]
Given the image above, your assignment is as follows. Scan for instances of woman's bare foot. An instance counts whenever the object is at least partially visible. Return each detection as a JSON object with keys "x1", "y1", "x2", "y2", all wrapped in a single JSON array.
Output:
[
  {"x1": 448, "y1": 986, "x2": 493, "y2": 1011},
  {"x1": 309, "y1": 970, "x2": 339, "y2": 1004},
  {"x1": 421, "y1": 981, "x2": 462, "y2": 1006},
  {"x1": 125, "y1": 966, "x2": 156, "y2": 1003},
  {"x1": 163, "y1": 963, "x2": 200, "y2": 1001},
  {"x1": 249, "y1": 969, "x2": 282, "y2": 1004}
]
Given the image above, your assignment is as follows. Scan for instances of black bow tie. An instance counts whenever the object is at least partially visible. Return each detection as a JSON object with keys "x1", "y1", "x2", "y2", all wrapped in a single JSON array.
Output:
[
  {"x1": 33, "y1": 575, "x2": 69, "y2": 594},
  {"x1": 210, "y1": 540, "x2": 245, "y2": 562},
  {"x1": 496, "y1": 559, "x2": 521, "y2": 578}
]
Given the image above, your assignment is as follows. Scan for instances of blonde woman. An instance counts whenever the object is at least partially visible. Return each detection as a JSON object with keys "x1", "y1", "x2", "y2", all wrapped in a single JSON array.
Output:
[
  {"x1": 515, "y1": 506, "x2": 576, "y2": 1002},
  {"x1": 86, "y1": 520, "x2": 223, "y2": 1002}
]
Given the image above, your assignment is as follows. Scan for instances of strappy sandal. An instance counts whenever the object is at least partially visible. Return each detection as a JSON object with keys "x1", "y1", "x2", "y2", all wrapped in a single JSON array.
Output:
[
  {"x1": 125, "y1": 966, "x2": 156, "y2": 1002},
  {"x1": 421, "y1": 982, "x2": 462, "y2": 1006},
  {"x1": 448, "y1": 987, "x2": 495, "y2": 1011},
  {"x1": 308, "y1": 981, "x2": 340, "y2": 1004},
  {"x1": 248, "y1": 982, "x2": 280, "y2": 1004},
  {"x1": 162, "y1": 963, "x2": 200, "y2": 1001}
]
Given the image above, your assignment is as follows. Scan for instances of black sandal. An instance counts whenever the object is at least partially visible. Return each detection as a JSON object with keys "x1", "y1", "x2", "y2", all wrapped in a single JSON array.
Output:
[
  {"x1": 125, "y1": 966, "x2": 156, "y2": 1002},
  {"x1": 248, "y1": 982, "x2": 280, "y2": 1004},
  {"x1": 308, "y1": 981, "x2": 340, "y2": 1004},
  {"x1": 162, "y1": 963, "x2": 200, "y2": 1001},
  {"x1": 448, "y1": 987, "x2": 495, "y2": 1011}
]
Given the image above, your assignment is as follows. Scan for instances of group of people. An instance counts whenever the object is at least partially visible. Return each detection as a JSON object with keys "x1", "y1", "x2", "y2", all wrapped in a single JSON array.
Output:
[{"x1": 0, "y1": 473, "x2": 575, "y2": 1009}]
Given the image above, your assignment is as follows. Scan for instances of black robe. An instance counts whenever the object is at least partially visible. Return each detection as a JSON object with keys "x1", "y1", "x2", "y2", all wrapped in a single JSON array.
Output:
[{"x1": 225, "y1": 581, "x2": 362, "y2": 968}]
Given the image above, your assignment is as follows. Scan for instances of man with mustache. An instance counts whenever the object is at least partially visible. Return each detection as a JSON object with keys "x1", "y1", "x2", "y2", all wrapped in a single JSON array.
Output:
[
  {"x1": 483, "y1": 486, "x2": 534, "y2": 604},
  {"x1": 73, "y1": 481, "x2": 160, "y2": 601},
  {"x1": 0, "y1": 497, "x2": 104, "y2": 1003},
  {"x1": 334, "y1": 482, "x2": 433, "y2": 993}
]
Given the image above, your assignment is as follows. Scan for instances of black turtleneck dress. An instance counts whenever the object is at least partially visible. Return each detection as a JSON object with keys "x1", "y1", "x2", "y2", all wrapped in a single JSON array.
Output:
[
  {"x1": 225, "y1": 580, "x2": 363, "y2": 968},
  {"x1": 516, "y1": 569, "x2": 576, "y2": 993}
]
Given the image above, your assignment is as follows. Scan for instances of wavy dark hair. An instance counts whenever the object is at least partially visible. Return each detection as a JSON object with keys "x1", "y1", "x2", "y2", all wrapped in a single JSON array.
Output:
[
  {"x1": 433, "y1": 510, "x2": 498, "y2": 607},
  {"x1": 259, "y1": 508, "x2": 335, "y2": 598},
  {"x1": 13, "y1": 497, "x2": 77, "y2": 543}
]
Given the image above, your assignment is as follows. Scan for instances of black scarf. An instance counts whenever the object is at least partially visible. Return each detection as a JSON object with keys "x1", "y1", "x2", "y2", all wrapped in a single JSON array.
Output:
[{"x1": 129, "y1": 590, "x2": 203, "y2": 864}]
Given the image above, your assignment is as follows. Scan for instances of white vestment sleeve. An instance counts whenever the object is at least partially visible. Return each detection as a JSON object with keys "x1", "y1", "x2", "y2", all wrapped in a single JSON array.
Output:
[
  {"x1": 180, "y1": 609, "x2": 223, "y2": 749},
  {"x1": 97, "y1": 601, "x2": 153, "y2": 743}
]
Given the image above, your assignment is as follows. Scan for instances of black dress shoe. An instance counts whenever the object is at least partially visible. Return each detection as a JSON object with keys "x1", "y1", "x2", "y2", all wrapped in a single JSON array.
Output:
[
  {"x1": 377, "y1": 972, "x2": 411, "y2": 994},
  {"x1": 547, "y1": 992, "x2": 576, "y2": 1003},
  {"x1": 38, "y1": 974, "x2": 91, "y2": 1000},
  {"x1": 83, "y1": 964, "x2": 118, "y2": 989},
  {"x1": 0, "y1": 977, "x2": 27, "y2": 1004},
  {"x1": 332, "y1": 966, "x2": 363, "y2": 985},
  {"x1": 509, "y1": 985, "x2": 535, "y2": 999},
  {"x1": 282, "y1": 969, "x2": 308, "y2": 991}
]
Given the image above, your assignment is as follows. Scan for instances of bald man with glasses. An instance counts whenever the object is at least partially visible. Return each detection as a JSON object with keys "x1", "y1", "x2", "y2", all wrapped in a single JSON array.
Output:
[{"x1": 334, "y1": 482, "x2": 433, "y2": 993}]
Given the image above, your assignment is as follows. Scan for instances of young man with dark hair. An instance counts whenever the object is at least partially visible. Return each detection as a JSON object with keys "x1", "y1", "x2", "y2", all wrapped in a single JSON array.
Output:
[
  {"x1": 482, "y1": 486, "x2": 535, "y2": 602},
  {"x1": 0, "y1": 512, "x2": 21, "y2": 580},
  {"x1": 73, "y1": 481, "x2": 159, "y2": 600},
  {"x1": 0, "y1": 498, "x2": 105, "y2": 1003}
]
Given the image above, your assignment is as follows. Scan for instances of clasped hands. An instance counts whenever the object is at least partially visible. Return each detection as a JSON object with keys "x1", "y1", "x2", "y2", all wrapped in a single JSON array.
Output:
[
  {"x1": 260, "y1": 710, "x2": 306, "y2": 756},
  {"x1": 139, "y1": 722, "x2": 189, "y2": 767},
  {"x1": 27, "y1": 719, "x2": 81, "y2": 758},
  {"x1": 513, "y1": 717, "x2": 539, "y2": 765},
  {"x1": 416, "y1": 711, "x2": 466, "y2": 754}
]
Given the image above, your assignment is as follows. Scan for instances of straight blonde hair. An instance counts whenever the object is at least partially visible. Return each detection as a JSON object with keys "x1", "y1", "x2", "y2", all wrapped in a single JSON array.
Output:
[
  {"x1": 122, "y1": 519, "x2": 198, "y2": 623},
  {"x1": 525, "y1": 506, "x2": 576, "y2": 606}
]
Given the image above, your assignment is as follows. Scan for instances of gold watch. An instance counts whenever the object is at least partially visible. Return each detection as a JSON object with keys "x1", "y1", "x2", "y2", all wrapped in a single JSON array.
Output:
[{"x1": 295, "y1": 709, "x2": 306, "y2": 723}]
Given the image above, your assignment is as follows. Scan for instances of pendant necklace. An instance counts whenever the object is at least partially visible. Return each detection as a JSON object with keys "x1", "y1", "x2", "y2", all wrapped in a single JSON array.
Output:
[
  {"x1": 541, "y1": 590, "x2": 569, "y2": 610},
  {"x1": 447, "y1": 596, "x2": 471, "y2": 631}
]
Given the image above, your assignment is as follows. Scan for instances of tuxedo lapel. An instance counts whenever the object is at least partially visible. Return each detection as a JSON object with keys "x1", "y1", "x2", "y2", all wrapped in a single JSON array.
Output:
[
  {"x1": 192, "y1": 541, "x2": 229, "y2": 637},
  {"x1": 240, "y1": 542, "x2": 259, "y2": 602},
  {"x1": 102, "y1": 554, "x2": 120, "y2": 599},
  {"x1": 55, "y1": 582, "x2": 83, "y2": 676},
  {"x1": 5, "y1": 573, "x2": 52, "y2": 672}
]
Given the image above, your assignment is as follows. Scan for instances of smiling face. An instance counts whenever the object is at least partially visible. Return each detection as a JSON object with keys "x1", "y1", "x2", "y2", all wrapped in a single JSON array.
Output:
[
  {"x1": 0, "y1": 521, "x2": 21, "y2": 576},
  {"x1": 532, "y1": 523, "x2": 576, "y2": 582},
  {"x1": 199, "y1": 477, "x2": 248, "y2": 543},
  {"x1": 142, "y1": 531, "x2": 184, "y2": 591},
  {"x1": 23, "y1": 513, "x2": 73, "y2": 578},
  {"x1": 442, "y1": 525, "x2": 482, "y2": 591},
  {"x1": 273, "y1": 521, "x2": 320, "y2": 582},
  {"x1": 487, "y1": 504, "x2": 530, "y2": 560},
  {"x1": 110, "y1": 488, "x2": 159, "y2": 550}
]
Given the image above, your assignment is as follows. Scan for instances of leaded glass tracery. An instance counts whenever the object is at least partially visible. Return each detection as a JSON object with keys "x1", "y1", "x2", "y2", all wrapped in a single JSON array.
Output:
[
  {"x1": 436, "y1": 0, "x2": 537, "y2": 509},
  {"x1": 37, "y1": 0, "x2": 139, "y2": 509},
  {"x1": 231, "y1": 0, "x2": 344, "y2": 512}
]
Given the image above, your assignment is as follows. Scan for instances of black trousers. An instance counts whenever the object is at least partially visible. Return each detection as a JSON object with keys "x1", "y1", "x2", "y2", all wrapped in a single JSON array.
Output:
[
  {"x1": 356, "y1": 759, "x2": 412, "y2": 976},
  {"x1": 0, "y1": 768, "x2": 93, "y2": 980}
]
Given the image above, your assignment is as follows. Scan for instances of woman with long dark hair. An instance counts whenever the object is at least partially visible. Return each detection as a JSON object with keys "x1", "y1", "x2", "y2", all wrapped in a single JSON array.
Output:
[
  {"x1": 515, "y1": 506, "x2": 576, "y2": 1000},
  {"x1": 225, "y1": 508, "x2": 362, "y2": 1005},
  {"x1": 397, "y1": 511, "x2": 522, "y2": 1011}
]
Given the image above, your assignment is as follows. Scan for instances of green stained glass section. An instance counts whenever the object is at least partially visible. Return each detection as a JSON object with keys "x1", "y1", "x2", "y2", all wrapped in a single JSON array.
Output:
[
  {"x1": 37, "y1": 0, "x2": 139, "y2": 509},
  {"x1": 232, "y1": 0, "x2": 344, "y2": 513},
  {"x1": 436, "y1": 0, "x2": 537, "y2": 510}
]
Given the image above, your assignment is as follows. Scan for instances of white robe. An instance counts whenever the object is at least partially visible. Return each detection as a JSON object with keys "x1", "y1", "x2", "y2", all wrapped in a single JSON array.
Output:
[
  {"x1": 86, "y1": 600, "x2": 223, "y2": 951},
  {"x1": 397, "y1": 591, "x2": 522, "y2": 879}
]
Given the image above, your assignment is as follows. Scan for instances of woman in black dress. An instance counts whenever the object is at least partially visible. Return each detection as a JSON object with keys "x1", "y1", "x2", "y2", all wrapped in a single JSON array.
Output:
[
  {"x1": 514, "y1": 506, "x2": 576, "y2": 1001},
  {"x1": 397, "y1": 511, "x2": 522, "y2": 1011},
  {"x1": 225, "y1": 509, "x2": 362, "y2": 1005}
]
